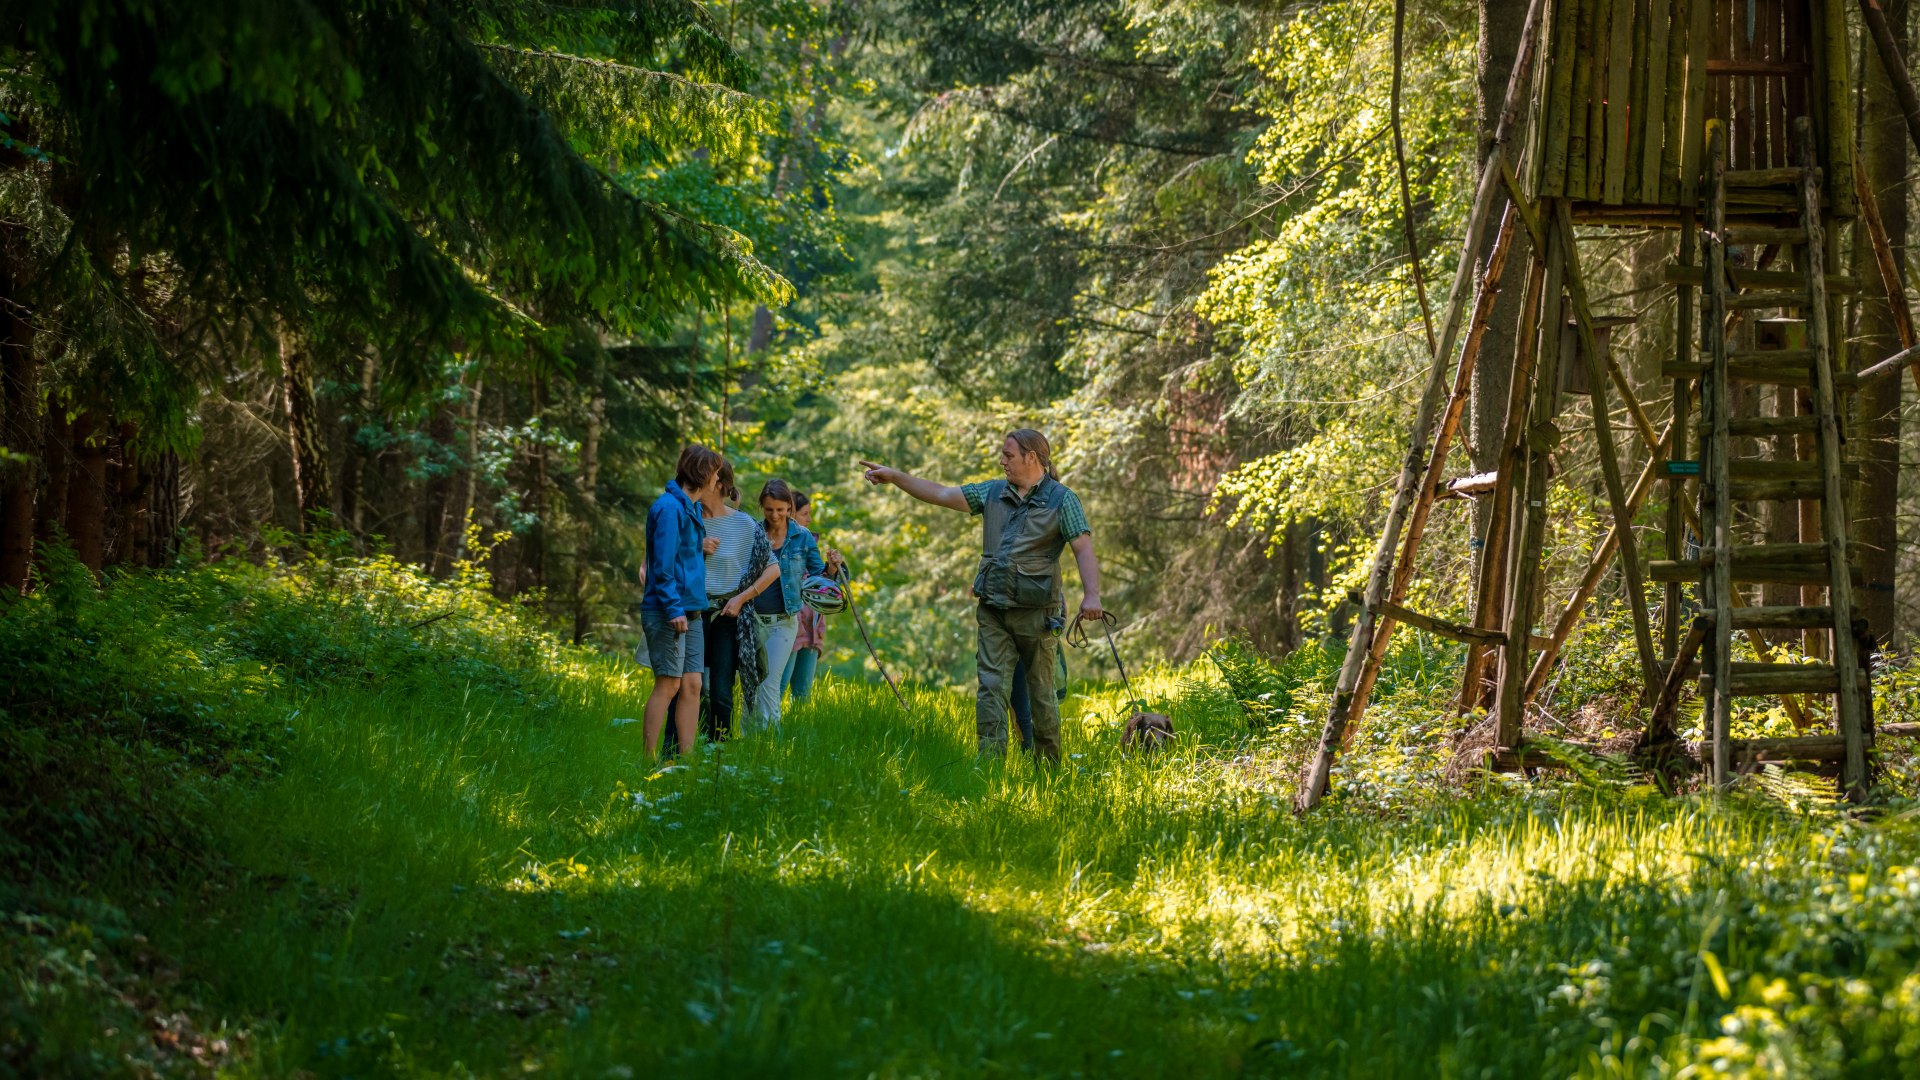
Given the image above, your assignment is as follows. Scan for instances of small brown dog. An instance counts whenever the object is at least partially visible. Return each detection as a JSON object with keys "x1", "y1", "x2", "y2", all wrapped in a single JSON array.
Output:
[{"x1": 1121, "y1": 710, "x2": 1174, "y2": 752}]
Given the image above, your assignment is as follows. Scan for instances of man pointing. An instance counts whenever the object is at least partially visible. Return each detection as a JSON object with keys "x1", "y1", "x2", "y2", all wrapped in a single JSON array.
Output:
[{"x1": 860, "y1": 429, "x2": 1103, "y2": 761}]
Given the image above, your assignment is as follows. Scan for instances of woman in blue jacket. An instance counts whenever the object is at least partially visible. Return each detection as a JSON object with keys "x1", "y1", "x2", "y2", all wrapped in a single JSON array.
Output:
[
  {"x1": 748, "y1": 479, "x2": 837, "y2": 729},
  {"x1": 640, "y1": 445, "x2": 726, "y2": 757}
]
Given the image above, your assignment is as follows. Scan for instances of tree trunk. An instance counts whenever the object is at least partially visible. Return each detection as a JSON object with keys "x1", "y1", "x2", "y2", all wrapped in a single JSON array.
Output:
[
  {"x1": 64, "y1": 409, "x2": 108, "y2": 573},
  {"x1": 338, "y1": 350, "x2": 377, "y2": 547},
  {"x1": 571, "y1": 372, "x2": 604, "y2": 645},
  {"x1": 0, "y1": 247, "x2": 37, "y2": 595},
  {"x1": 1276, "y1": 517, "x2": 1302, "y2": 651},
  {"x1": 149, "y1": 450, "x2": 180, "y2": 568},
  {"x1": 523, "y1": 374, "x2": 550, "y2": 592},
  {"x1": 281, "y1": 330, "x2": 333, "y2": 531},
  {"x1": 109, "y1": 420, "x2": 146, "y2": 568},
  {"x1": 747, "y1": 305, "x2": 775, "y2": 353},
  {"x1": 37, "y1": 405, "x2": 70, "y2": 551},
  {"x1": 446, "y1": 377, "x2": 483, "y2": 568},
  {"x1": 423, "y1": 396, "x2": 456, "y2": 576},
  {"x1": 1470, "y1": 0, "x2": 1532, "y2": 553},
  {"x1": 1853, "y1": 0, "x2": 1909, "y2": 643}
]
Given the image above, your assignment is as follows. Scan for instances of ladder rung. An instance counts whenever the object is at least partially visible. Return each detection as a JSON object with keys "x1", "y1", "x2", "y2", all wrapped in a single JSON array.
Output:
[
  {"x1": 1726, "y1": 348, "x2": 1814, "y2": 363},
  {"x1": 1727, "y1": 461, "x2": 1860, "y2": 482},
  {"x1": 1707, "y1": 539, "x2": 1853, "y2": 561},
  {"x1": 1723, "y1": 291, "x2": 1814, "y2": 310},
  {"x1": 1665, "y1": 267, "x2": 1858, "y2": 293},
  {"x1": 1723, "y1": 167, "x2": 1811, "y2": 188},
  {"x1": 1647, "y1": 558, "x2": 1861, "y2": 586},
  {"x1": 1688, "y1": 735, "x2": 1850, "y2": 763},
  {"x1": 1721, "y1": 226, "x2": 1807, "y2": 246},
  {"x1": 1728, "y1": 414, "x2": 1819, "y2": 437},
  {"x1": 1729, "y1": 365, "x2": 1858, "y2": 389},
  {"x1": 1721, "y1": 664, "x2": 1869, "y2": 695},
  {"x1": 1660, "y1": 361, "x2": 1858, "y2": 389},
  {"x1": 1722, "y1": 190, "x2": 1809, "y2": 210},
  {"x1": 1726, "y1": 476, "x2": 1830, "y2": 501},
  {"x1": 1729, "y1": 605, "x2": 1837, "y2": 630}
]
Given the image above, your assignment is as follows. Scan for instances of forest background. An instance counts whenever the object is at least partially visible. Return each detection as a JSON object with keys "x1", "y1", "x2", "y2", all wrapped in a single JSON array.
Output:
[{"x1": 1, "y1": 0, "x2": 1914, "y2": 689}]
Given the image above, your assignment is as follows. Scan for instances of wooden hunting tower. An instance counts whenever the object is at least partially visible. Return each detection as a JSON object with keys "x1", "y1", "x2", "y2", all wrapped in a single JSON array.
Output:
[
  {"x1": 1298, "y1": 0, "x2": 1920, "y2": 808},
  {"x1": 1524, "y1": 0, "x2": 1855, "y2": 217}
]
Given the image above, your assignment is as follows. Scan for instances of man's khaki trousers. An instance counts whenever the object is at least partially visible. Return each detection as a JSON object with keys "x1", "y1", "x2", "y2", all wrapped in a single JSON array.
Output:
[{"x1": 975, "y1": 603, "x2": 1061, "y2": 761}]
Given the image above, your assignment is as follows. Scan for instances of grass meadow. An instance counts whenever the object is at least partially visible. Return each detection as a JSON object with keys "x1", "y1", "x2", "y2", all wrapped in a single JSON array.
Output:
[{"x1": 6, "y1": 552, "x2": 1920, "y2": 1077}]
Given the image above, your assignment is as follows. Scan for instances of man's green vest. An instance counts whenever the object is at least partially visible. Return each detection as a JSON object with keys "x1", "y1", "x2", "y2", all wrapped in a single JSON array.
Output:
[{"x1": 972, "y1": 476, "x2": 1069, "y2": 612}]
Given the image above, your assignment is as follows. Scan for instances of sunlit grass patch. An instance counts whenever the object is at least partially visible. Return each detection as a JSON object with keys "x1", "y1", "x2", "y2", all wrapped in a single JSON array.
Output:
[{"x1": 7, "y1": 553, "x2": 1920, "y2": 1076}]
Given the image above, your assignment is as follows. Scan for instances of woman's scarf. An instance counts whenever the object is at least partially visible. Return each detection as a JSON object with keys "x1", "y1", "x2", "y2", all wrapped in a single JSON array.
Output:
[{"x1": 733, "y1": 522, "x2": 774, "y2": 703}]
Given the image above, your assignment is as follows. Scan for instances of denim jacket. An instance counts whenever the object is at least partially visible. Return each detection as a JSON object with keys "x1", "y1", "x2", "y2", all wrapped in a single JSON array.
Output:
[
  {"x1": 641, "y1": 481, "x2": 708, "y2": 621},
  {"x1": 754, "y1": 522, "x2": 826, "y2": 616}
]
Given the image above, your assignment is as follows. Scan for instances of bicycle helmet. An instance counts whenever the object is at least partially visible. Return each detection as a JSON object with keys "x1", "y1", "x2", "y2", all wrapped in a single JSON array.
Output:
[{"x1": 801, "y1": 575, "x2": 847, "y2": 615}]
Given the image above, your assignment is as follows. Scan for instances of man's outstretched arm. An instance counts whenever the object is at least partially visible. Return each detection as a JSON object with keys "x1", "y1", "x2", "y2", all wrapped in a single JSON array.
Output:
[{"x1": 859, "y1": 460, "x2": 970, "y2": 512}]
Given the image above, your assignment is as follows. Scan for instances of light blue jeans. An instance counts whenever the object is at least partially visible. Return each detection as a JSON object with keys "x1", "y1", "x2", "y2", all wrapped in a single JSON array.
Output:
[
  {"x1": 784, "y1": 647, "x2": 820, "y2": 702},
  {"x1": 749, "y1": 613, "x2": 798, "y2": 731}
]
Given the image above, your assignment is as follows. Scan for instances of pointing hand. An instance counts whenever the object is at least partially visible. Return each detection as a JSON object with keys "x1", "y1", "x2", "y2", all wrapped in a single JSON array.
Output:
[{"x1": 858, "y1": 459, "x2": 899, "y2": 487}]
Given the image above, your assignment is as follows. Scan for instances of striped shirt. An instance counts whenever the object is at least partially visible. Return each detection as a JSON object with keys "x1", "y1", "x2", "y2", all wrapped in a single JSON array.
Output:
[{"x1": 703, "y1": 507, "x2": 762, "y2": 597}]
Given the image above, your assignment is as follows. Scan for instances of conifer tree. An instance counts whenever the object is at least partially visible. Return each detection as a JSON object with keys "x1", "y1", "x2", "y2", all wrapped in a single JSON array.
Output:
[{"x1": 0, "y1": 0, "x2": 793, "y2": 589}]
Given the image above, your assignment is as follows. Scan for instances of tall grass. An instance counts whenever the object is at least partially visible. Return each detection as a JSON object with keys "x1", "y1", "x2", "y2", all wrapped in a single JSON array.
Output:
[{"x1": 6, "y1": 551, "x2": 1920, "y2": 1077}]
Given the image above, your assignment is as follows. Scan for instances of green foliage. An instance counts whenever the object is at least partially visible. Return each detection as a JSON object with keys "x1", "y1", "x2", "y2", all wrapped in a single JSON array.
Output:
[
  {"x1": 1206, "y1": 634, "x2": 1340, "y2": 729},
  {"x1": 5, "y1": 0, "x2": 786, "y2": 378},
  {"x1": 0, "y1": 544, "x2": 283, "y2": 892}
]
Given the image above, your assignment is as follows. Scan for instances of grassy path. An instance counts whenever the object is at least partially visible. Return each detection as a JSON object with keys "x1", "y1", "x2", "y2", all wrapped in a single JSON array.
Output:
[
  {"x1": 177, "y1": 663, "x2": 1920, "y2": 1076},
  {"x1": 7, "y1": 561, "x2": 1918, "y2": 1076}
]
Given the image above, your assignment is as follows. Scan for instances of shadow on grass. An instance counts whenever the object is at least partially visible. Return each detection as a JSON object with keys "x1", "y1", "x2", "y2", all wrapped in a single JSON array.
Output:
[
  {"x1": 180, "y1": 852, "x2": 1641, "y2": 1078},
  {"x1": 169, "y1": 769, "x2": 1773, "y2": 1080},
  {"x1": 155, "y1": 678, "x2": 1911, "y2": 1077}
]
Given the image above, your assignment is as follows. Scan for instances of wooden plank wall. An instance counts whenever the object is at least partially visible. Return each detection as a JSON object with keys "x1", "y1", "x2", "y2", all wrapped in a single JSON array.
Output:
[{"x1": 1524, "y1": 0, "x2": 1850, "y2": 214}]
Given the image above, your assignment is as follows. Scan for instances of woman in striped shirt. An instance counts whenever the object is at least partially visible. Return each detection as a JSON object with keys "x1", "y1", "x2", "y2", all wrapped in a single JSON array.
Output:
[{"x1": 698, "y1": 464, "x2": 780, "y2": 743}]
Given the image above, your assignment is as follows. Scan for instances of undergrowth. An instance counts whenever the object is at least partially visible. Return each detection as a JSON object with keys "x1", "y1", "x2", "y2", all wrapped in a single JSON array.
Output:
[{"x1": 4, "y1": 544, "x2": 1920, "y2": 1077}]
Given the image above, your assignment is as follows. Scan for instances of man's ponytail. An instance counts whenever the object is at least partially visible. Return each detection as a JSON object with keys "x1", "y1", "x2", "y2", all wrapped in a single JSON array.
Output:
[{"x1": 1007, "y1": 428, "x2": 1057, "y2": 480}]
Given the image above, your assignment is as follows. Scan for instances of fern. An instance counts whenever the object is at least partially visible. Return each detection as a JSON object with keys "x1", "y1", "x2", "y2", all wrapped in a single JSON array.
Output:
[
  {"x1": 1527, "y1": 735, "x2": 1644, "y2": 789},
  {"x1": 1750, "y1": 765, "x2": 1840, "y2": 812}
]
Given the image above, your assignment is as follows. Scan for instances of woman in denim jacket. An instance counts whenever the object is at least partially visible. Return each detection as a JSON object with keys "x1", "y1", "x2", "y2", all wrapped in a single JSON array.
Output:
[{"x1": 749, "y1": 479, "x2": 835, "y2": 728}]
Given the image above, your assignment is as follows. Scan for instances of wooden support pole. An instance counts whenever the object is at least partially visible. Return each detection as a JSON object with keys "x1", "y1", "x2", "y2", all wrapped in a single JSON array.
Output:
[
  {"x1": 1703, "y1": 123, "x2": 1733, "y2": 789},
  {"x1": 1857, "y1": 344, "x2": 1920, "y2": 383},
  {"x1": 1666, "y1": 210, "x2": 1694, "y2": 661},
  {"x1": 1644, "y1": 615, "x2": 1709, "y2": 746},
  {"x1": 1495, "y1": 224, "x2": 1567, "y2": 747},
  {"x1": 1554, "y1": 202, "x2": 1660, "y2": 702},
  {"x1": 1795, "y1": 118, "x2": 1870, "y2": 802},
  {"x1": 1852, "y1": 154, "x2": 1920, "y2": 393},
  {"x1": 1501, "y1": 160, "x2": 1549, "y2": 252},
  {"x1": 1295, "y1": 0, "x2": 1549, "y2": 812},
  {"x1": 1378, "y1": 600, "x2": 1506, "y2": 646},
  {"x1": 1460, "y1": 254, "x2": 1548, "y2": 712},
  {"x1": 1348, "y1": 208, "x2": 1521, "y2": 727}
]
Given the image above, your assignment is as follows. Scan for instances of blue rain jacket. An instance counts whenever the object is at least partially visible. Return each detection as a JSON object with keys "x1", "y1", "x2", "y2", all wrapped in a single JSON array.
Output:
[{"x1": 642, "y1": 481, "x2": 708, "y2": 621}]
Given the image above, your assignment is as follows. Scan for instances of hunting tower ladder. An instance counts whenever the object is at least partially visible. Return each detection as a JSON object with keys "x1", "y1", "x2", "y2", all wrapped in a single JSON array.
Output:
[{"x1": 1296, "y1": 0, "x2": 1920, "y2": 809}]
